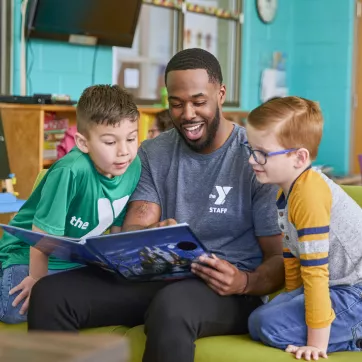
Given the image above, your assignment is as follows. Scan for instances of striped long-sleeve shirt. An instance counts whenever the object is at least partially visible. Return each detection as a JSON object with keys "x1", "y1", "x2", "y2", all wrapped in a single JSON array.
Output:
[{"x1": 277, "y1": 167, "x2": 362, "y2": 328}]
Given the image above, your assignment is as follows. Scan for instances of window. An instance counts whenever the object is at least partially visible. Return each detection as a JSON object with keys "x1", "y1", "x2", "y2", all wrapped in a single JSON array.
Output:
[{"x1": 112, "y1": 0, "x2": 242, "y2": 106}]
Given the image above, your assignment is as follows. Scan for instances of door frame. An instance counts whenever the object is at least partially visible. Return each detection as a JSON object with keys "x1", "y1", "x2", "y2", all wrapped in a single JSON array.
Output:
[
  {"x1": 351, "y1": 0, "x2": 362, "y2": 175},
  {"x1": 0, "y1": 0, "x2": 13, "y2": 95}
]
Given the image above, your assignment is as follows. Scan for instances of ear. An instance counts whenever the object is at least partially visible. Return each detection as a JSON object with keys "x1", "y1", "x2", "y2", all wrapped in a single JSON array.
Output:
[
  {"x1": 74, "y1": 132, "x2": 89, "y2": 154},
  {"x1": 294, "y1": 148, "x2": 310, "y2": 168},
  {"x1": 219, "y1": 84, "x2": 226, "y2": 105}
]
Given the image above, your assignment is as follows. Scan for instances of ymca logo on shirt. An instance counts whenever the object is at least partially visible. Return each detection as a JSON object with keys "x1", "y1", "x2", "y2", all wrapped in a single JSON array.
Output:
[
  {"x1": 209, "y1": 186, "x2": 232, "y2": 214},
  {"x1": 70, "y1": 196, "x2": 129, "y2": 238}
]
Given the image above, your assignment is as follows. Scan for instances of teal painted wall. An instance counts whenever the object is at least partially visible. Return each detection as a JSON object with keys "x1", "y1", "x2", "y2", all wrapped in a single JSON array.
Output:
[
  {"x1": 241, "y1": 0, "x2": 293, "y2": 110},
  {"x1": 291, "y1": 0, "x2": 355, "y2": 175},
  {"x1": 241, "y1": 0, "x2": 355, "y2": 175}
]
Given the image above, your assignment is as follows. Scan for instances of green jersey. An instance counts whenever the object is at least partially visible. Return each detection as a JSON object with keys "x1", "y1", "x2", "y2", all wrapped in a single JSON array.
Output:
[{"x1": 0, "y1": 147, "x2": 141, "y2": 270}]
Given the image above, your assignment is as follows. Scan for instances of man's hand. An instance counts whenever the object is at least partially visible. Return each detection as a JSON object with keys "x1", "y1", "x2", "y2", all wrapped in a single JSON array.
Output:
[
  {"x1": 191, "y1": 254, "x2": 248, "y2": 296},
  {"x1": 147, "y1": 218, "x2": 177, "y2": 229},
  {"x1": 9, "y1": 275, "x2": 38, "y2": 315},
  {"x1": 286, "y1": 345, "x2": 328, "y2": 361}
]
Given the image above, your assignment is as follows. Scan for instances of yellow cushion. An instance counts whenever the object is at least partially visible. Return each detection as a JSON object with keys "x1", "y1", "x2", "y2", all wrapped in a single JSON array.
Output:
[
  {"x1": 125, "y1": 325, "x2": 360, "y2": 362},
  {"x1": 0, "y1": 322, "x2": 27, "y2": 332},
  {"x1": 0, "y1": 322, "x2": 129, "y2": 335}
]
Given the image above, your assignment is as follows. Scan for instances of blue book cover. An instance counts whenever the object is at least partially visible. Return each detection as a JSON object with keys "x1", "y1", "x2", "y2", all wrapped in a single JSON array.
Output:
[{"x1": 0, "y1": 223, "x2": 208, "y2": 281}]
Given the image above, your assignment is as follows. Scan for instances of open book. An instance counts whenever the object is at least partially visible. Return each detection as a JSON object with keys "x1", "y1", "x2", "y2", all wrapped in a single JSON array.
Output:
[{"x1": 0, "y1": 223, "x2": 208, "y2": 281}]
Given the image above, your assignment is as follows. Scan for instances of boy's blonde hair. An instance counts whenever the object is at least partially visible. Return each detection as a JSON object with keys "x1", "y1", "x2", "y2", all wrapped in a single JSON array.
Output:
[
  {"x1": 247, "y1": 96, "x2": 323, "y2": 160},
  {"x1": 77, "y1": 85, "x2": 139, "y2": 136}
]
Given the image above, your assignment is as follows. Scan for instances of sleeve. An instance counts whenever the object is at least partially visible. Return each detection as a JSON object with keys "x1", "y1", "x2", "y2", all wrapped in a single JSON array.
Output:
[
  {"x1": 251, "y1": 178, "x2": 281, "y2": 237},
  {"x1": 129, "y1": 145, "x2": 161, "y2": 205},
  {"x1": 283, "y1": 247, "x2": 302, "y2": 292},
  {"x1": 112, "y1": 156, "x2": 142, "y2": 227},
  {"x1": 289, "y1": 179, "x2": 335, "y2": 328},
  {"x1": 33, "y1": 168, "x2": 77, "y2": 235}
]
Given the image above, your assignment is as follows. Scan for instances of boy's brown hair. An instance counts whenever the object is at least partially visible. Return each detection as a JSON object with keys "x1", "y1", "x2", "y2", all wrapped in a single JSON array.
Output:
[
  {"x1": 247, "y1": 96, "x2": 323, "y2": 160},
  {"x1": 77, "y1": 85, "x2": 139, "y2": 136},
  {"x1": 155, "y1": 109, "x2": 173, "y2": 132}
]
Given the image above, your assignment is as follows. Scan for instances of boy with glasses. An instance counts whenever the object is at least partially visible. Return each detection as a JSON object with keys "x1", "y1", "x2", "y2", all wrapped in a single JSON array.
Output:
[{"x1": 245, "y1": 96, "x2": 362, "y2": 360}]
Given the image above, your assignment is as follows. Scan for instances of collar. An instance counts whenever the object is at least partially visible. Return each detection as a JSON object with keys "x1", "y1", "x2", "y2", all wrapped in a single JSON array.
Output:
[{"x1": 276, "y1": 165, "x2": 312, "y2": 209}]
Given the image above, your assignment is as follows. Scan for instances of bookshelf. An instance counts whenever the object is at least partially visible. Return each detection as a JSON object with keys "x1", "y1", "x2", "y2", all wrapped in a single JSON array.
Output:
[
  {"x1": 0, "y1": 103, "x2": 248, "y2": 200},
  {"x1": 0, "y1": 104, "x2": 76, "y2": 199}
]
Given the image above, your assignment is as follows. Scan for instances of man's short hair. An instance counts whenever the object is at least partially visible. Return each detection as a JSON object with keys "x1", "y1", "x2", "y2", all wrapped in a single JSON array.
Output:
[
  {"x1": 247, "y1": 96, "x2": 323, "y2": 160},
  {"x1": 77, "y1": 85, "x2": 139, "y2": 135},
  {"x1": 165, "y1": 48, "x2": 223, "y2": 85}
]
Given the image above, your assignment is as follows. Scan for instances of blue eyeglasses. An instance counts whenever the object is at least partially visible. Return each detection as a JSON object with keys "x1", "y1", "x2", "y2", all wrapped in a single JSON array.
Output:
[{"x1": 241, "y1": 142, "x2": 298, "y2": 165}]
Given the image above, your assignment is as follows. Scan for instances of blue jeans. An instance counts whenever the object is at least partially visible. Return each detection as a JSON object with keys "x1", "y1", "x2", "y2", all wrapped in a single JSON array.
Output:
[
  {"x1": 248, "y1": 286, "x2": 362, "y2": 352},
  {"x1": 0, "y1": 265, "x2": 62, "y2": 324}
]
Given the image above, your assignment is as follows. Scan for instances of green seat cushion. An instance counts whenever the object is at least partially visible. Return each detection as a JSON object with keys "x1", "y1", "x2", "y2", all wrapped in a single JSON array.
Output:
[
  {"x1": 125, "y1": 325, "x2": 361, "y2": 362},
  {"x1": 0, "y1": 322, "x2": 129, "y2": 335}
]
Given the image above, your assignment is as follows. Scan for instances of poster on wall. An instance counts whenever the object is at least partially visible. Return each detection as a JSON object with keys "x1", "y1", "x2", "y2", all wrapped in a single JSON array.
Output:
[{"x1": 184, "y1": 1, "x2": 218, "y2": 56}]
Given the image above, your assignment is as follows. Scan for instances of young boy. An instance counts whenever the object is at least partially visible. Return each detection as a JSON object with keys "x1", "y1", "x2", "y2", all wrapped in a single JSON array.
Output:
[
  {"x1": 0, "y1": 85, "x2": 141, "y2": 324},
  {"x1": 245, "y1": 96, "x2": 362, "y2": 360}
]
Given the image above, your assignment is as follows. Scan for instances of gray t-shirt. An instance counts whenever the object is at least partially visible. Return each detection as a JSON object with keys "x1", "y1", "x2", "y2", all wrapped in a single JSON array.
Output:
[{"x1": 131, "y1": 125, "x2": 280, "y2": 271}]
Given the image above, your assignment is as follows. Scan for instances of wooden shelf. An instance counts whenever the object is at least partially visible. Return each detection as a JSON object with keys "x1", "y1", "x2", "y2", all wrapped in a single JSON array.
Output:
[{"x1": 0, "y1": 103, "x2": 76, "y2": 112}]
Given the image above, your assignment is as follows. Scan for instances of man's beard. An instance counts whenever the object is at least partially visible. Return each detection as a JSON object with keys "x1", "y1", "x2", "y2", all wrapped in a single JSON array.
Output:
[{"x1": 175, "y1": 105, "x2": 220, "y2": 152}]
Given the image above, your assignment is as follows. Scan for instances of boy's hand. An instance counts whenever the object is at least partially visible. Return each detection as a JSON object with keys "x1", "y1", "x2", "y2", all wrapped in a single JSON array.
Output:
[
  {"x1": 9, "y1": 275, "x2": 38, "y2": 315},
  {"x1": 286, "y1": 345, "x2": 328, "y2": 360}
]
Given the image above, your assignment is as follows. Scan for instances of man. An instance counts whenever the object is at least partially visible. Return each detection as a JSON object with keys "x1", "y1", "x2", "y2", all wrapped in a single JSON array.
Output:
[{"x1": 28, "y1": 48, "x2": 284, "y2": 362}]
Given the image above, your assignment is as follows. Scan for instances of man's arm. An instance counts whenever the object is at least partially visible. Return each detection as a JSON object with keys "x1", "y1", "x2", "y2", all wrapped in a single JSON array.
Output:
[
  {"x1": 110, "y1": 226, "x2": 122, "y2": 233},
  {"x1": 246, "y1": 180, "x2": 284, "y2": 295},
  {"x1": 122, "y1": 200, "x2": 176, "y2": 232},
  {"x1": 243, "y1": 234, "x2": 284, "y2": 295},
  {"x1": 122, "y1": 200, "x2": 161, "y2": 231}
]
